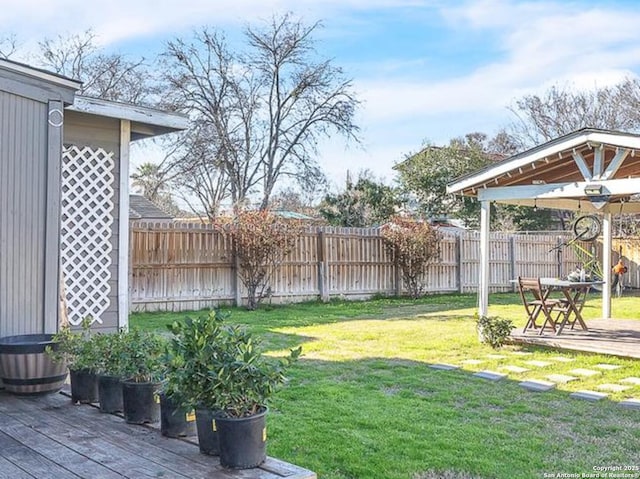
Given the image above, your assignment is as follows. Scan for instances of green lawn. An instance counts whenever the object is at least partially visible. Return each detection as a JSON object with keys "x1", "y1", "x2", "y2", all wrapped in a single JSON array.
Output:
[{"x1": 131, "y1": 293, "x2": 640, "y2": 479}]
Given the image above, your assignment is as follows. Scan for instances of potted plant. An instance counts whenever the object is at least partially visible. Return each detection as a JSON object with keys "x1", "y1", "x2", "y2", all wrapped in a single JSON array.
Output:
[
  {"x1": 94, "y1": 330, "x2": 126, "y2": 414},
  {"x1": 47, "y1": 318, "x2": 100, "y2": 404},
  {"x1": 118, "y1": 328, "x2": 165, "y2": 424},
  {"x1": 167, "y1": 309, "x2": 300, "y2": 469},
  {"x1": 160, "y1": 340, "x2": 197, "y2": 438}
]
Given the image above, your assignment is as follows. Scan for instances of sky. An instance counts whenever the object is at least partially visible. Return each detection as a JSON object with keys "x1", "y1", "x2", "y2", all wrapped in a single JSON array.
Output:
[{"x1": 4, "y1": 0, "x2": 640, "y2": 192}]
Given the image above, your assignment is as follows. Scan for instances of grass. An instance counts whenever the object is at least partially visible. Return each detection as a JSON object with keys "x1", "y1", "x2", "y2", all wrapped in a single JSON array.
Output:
[{"x1": 131, "y1": 293, "x2": 640, "y2": 479}]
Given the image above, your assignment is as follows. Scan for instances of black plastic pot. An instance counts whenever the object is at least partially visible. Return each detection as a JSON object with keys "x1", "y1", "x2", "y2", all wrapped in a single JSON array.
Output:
[
  {"x1": 98, "y1": 374, "x2": 123, "y2": 413},
  {"x1": 216, "y1": 408, "x2": 267, "y2": 469},
  {"x1": 195, "y1": 408, "x2": 220, "y2": 456},
  {"x1": 122, "y1": 380, "x2": 161, "y2": 424},
  {"x1": 160, "y1": 394, "x2": 196, "y2": 438},
  {"x1": 0, "y1": 334, "x2": 67, "y2": 395},
  {"x1": 69, "y1": 369, "x2": 99, "y2": 404}
]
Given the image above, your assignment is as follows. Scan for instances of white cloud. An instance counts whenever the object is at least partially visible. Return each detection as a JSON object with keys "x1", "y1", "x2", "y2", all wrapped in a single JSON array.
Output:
[
  {"x1": 354, "y1": 1, "x2": 640, "y2": 133},
  {"x1": 0, "y1": 0, "x2": 424, "y2": 47}
]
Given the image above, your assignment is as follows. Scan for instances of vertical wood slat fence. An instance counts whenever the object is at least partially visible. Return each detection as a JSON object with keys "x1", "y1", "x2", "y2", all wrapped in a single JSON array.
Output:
[{"x1": 130, "y1": 221, "x2": 640, "y2": 312}]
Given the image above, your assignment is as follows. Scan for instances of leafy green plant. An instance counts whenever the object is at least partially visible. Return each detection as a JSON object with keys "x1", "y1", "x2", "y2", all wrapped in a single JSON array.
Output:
[
  {"x1": 166, "y1": 309, "x2": 301, "y2": 417},
  {"x1": 92, "y1": 330, "x2": 127, "y2": 377},
  {"x1": 118, "y1": 328, "x2": 166, "y2": 382},
  {"x1": 46, "y1": 317, "x2": 102, "y2": 372},
  {"x1": 475, "y1": 314, "x2": 515, "y2": 349}
]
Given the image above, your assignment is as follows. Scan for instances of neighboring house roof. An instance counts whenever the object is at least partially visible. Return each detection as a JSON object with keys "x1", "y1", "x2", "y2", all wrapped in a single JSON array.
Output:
[
  {"x1": 273, "y1": 210, "x2": 317, "y2": 221},
  {"x1": 394, "y1": 145, "x2": 508, "y2": 171},
  {"x1": 129, "y1": 195, "x2": 173, "y2": 220}
]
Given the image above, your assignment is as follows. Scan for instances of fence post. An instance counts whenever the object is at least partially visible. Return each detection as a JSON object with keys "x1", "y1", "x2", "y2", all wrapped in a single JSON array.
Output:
[
  {"x1": 456, "y1": 235, "x2": 463, "y2": 293},
  {"x1": 394, "y1": 257, "x2": 402, "y2": 296},
  {"x1": 317, "y1": 230, "x2": 329, "y2": 302},
  {"x1": 510, "y1": 236, "x2": 517, "y2": 292},
  {"x1": 234, "y1": 253, "x2": 242, "y2": 307}
]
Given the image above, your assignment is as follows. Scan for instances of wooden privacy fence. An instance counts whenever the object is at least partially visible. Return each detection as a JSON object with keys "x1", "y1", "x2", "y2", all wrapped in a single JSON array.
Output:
[{"x1": 129, "y1": 221, "x2": 640, "y2": 312}]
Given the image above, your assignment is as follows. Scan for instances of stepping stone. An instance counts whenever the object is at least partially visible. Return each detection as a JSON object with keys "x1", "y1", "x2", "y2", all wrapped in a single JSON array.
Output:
[
  {"x1": 620, "y1": 377, "x2": 640, "y2": 386},
  {"x1": 429, "y1": 363, "x2": 460, "y2": 371},
  {"x1": 619, "y1": 399, "x2": 640, "y2": 410},
  {"x1": 596, "y1": 384, "x2": 631, "y2": 393},
  {"x1": 594, "y1": 364, "x2": 622, "y2": 371},
  {"x1": 519, "y1": 380, "x2": 556, "y2": 392},
  {"x1": 502, "y1": 365, "x2": 530, "y2": 374},
  {"x1": 486, "y1": 354, "x2": 507, "y2": 359},
  {"x1": 570, "y1": 390, "x2": 608, "y2": 401},
  {"x1": 461, "y1": 359, "x2": 485, "y2": 365},
  {"x1": 524, "y1": 360, "x2": 552, "y2": 368},
  {"x1": 546, "y1": 374, "x2": 579, "y2": 384},
  {"x1": 550, "y1": 356, "x2": 575, "y2": 363},
  {"x1": 473, "y1": 370, "x2": 507, "y2": 381},
  {"x1": 569, "y1": 368, "x2": 601, "y2": 377},
  {"x1": 511, "y1": 351, "x2": 532, "y2": 356}
]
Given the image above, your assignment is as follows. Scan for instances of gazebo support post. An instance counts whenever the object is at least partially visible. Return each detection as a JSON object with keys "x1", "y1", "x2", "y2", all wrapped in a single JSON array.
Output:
[
  {"x1": 602, "y1": 212, "x2": 613, "y2": 319},
  {"x1": 478, "y1": 200, "x2": 491, "y2": 317}
]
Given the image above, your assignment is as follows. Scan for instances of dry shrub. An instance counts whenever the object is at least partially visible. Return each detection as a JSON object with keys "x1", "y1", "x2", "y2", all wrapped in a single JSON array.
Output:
[
  {"x1": 380, "y1": 216, "x2": 441, "y2": 299},
  {"x1": 228, "y1": 210, "x2": 303, "y2": 310}
]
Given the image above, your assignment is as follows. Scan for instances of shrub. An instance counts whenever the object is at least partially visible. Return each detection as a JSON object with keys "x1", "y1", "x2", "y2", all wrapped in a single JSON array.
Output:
[
  {"x1": 476, "y1": 315, "x2": 515, "y2": 349},
  {"x1": 166, "y1": 309, "x2": 300, "y2": 417},
  {"x1": 228, "y1": 210, "x2": 304, "y2": 310},
  {"x1": 118, "y1": 328, "x2": 166, "y2": 382},
  {"x1": 380, "y1": 216, "x2": 441, "y2": 299},
  {"x1": 46, "y1": 317, "x2": 102, "y2": 372}
]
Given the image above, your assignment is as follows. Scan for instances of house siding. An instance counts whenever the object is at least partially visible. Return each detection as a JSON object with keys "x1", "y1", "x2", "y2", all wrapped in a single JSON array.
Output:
[{"x1": 0, "y1": 92, "x2": 48, "y2": 336}]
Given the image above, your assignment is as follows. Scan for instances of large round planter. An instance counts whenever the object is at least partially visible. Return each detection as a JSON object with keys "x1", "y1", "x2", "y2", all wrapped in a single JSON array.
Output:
[
  {"x1": 0, "y1": 334, "x2": 67, "y2": 396},
  {"x1": 160, "y1": 394, "x2": 197, "y2": 438},
  {"x1": 122, "y1": 380, "x2": 161, "y2": 424},
  {"x1": 216, "y1": 408, "x2": 267, "y2": 469},
  {"x1": 98, "y1": 374, "x2": 123, "y2": 413},
  {"x1": 195, "y1": 408, "x2": 220, "y2": 456},
  {"x1": 69, "y1": 369, "x2": 99, "y2": 404}
]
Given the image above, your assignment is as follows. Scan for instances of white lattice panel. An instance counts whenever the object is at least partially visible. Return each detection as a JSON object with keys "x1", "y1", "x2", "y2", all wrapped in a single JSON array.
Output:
[{"x1": 60, "y1": 146, "x2": 115, "y2": 325}]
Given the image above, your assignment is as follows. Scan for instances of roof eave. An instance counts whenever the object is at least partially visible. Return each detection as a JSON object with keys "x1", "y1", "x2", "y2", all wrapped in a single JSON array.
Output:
[
  {"x1": 67, "y1": 96, "x2": 189, "y2": 138},
  {"x1": 0, "y1": 58, "x2": 82, "y2": 92}
]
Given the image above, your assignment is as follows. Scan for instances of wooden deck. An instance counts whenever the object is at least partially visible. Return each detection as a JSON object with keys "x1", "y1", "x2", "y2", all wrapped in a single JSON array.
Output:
[
  {"x1": 510, "y1": 319, "x2": 640, "y2": 359},
  {"x1": 0, "y1": 391, "x2": 315, "y2": 479}
]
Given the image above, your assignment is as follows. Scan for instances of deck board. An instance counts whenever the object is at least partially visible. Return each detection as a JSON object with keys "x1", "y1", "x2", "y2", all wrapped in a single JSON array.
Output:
[
  {"x1": 0, "y1": 391, "x2": 315, "y2": 479},
  {"x1": 510, "y1": 319, "x2": 640, "y2": 358}
]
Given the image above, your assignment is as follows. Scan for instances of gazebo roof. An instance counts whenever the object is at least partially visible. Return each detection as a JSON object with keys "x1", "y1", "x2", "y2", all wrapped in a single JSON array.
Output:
[{"x1": 447, "y1": 128, "x2": 640, "y2": 213}]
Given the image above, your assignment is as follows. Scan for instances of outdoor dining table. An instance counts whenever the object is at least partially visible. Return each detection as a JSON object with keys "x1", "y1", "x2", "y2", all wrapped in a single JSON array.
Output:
[
  {"x1": 539, "y1": 278, "x2": 603, "y2": 334},
  {"x1": 514, "y1": 277, "x2": 603, "y2": 335}
]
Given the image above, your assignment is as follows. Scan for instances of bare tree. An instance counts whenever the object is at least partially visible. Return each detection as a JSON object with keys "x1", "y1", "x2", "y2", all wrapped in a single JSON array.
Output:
[
  {"x1": 246, "y1": 14, "x2": 360, "y2": 209},
  {"x1": 507, "y1": 80, "x2": 640, "y2": 149},
  {"x1": 38, "y1": 30, "x2": 153, "y2": 103},
  {"x1": 171, "y1": 125, "x2": 231, "y2": 220},
  {"x1": 0, "y1": 34, "x2": 18, "y2": 59},
  {"x1": 161, "y1": 13, "x2": 360, "y2": 211}
]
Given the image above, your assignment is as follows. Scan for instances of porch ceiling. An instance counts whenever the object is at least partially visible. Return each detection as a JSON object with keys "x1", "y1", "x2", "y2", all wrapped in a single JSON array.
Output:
[{"x1": 447, "y1": 128, "x2": 640, "y2": 213}]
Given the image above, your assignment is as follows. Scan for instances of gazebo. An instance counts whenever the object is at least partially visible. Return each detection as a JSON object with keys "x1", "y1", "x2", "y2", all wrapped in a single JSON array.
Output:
[{"x1": 447, "y1": 128, "x2": 640, "y2": 320}]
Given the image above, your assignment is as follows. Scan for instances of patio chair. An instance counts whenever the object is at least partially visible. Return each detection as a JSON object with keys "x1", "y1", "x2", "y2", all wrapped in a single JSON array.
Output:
[{"x1": 517, "y1": 277, "x2": 562, "y2": 335}]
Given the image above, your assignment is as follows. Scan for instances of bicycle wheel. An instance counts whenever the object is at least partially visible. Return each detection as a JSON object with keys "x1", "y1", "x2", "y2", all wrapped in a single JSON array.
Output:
[{"x1": 573, "y1": 215, "x2": 601, "y2": 241}]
